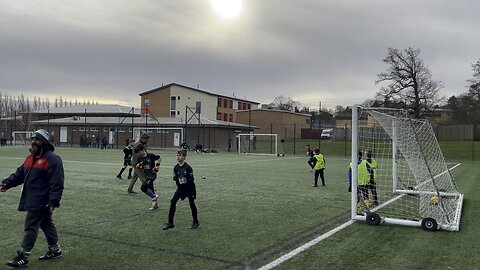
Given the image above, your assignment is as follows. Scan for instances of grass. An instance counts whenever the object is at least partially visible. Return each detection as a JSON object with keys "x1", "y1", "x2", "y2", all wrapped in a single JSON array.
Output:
[{"x1": 0, "y1": 146, "x2": 479, "y2": 270}]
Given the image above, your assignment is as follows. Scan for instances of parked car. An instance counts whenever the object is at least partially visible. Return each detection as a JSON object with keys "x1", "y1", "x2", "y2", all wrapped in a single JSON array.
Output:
[{"x1": 320, "y1": 128, "x2": 333, "y2": 139}]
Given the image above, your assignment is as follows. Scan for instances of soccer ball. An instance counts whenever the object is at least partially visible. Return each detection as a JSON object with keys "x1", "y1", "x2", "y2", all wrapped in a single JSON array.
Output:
[{"x1": 431, "y1": 196, "x2": 439, "y2": 205}]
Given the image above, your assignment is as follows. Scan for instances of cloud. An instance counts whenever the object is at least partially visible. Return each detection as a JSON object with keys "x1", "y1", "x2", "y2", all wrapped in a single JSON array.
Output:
[{"x1": 0, "y1": 0, "x2": 479, "y2": 109}]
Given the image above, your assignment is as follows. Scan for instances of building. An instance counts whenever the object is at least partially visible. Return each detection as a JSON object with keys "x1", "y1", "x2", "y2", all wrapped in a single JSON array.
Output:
[
  {"x1": 138, "y1": 83, "x2": 260, "y2": 123},
  {"x1": 236, "y1": 109, "x2": 311, "y2": 140}
]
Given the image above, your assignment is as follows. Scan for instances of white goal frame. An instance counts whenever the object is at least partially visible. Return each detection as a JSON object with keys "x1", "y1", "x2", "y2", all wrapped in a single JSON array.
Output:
[
  {"x1": 351, "y1": 105, "x2": 463, "y2": 231},
  {"x1": 237, "y1": 133, "x2": 278, "y2": 156},
  {"x1": 132, "y1": 127, "x2": 184, "y2": 149},
  {"x1": 12, "y1": 131, "x2": 34, "y2": 146}
]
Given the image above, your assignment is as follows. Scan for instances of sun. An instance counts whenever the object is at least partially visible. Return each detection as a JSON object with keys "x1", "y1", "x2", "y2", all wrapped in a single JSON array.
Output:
[{"x1": 210, "y1": 0, "x2": 243, "y2": 19}]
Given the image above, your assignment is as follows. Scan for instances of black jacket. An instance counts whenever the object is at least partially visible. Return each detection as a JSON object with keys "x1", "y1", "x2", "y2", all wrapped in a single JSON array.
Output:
[{"x1": 2, "y1": 144, "x2": 64, "y2": 211}]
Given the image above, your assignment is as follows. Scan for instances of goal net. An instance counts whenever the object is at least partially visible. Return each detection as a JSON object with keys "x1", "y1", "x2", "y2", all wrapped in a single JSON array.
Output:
[
  {"x1": 13, "y1": 131, "x2": 33, "y2": 146},
  {"x1": 351, "y1": 105, "x2": 463, "y2": 231},
  {"x1": 237, "y1": 133, "x2": 278, "y2": 156},
  {"x1": 132, "y1": 127, "x2": 183, "y2": 150}
]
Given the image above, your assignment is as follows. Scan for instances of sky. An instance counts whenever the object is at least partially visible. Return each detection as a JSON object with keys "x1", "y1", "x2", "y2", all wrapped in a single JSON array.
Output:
[{"x1": 1, "y1": 0, "x2": 479, "y2": 110}]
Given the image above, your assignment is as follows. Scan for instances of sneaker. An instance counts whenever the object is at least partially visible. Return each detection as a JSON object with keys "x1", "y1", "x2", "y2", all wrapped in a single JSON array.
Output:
[
  {"x1": 190, "y1": 222, "x2": 200, "y2": 229},
  {"x1": 39, "y1": 249, "x2": 62, "y2": 260},
  {"x1": 148, "y1": 201, "x2": 158, "y2": 211},
  {"x1": 6, "y1": 251, "x2": 29, "y2": 268},
  {"x1": 312, "y1": 184, "x2": 318, "y2": 187},
  {"x1": 152, "y1": 194, "x2": 158, "y2": 201},
  {"x1": 127, "y1": 189, "x2": 137, "y2": 194},
  {"x1": 163, "y1": 223, "x2": 175, "y2": 230},
  {"x1": 116, "y1": 175, "x2": 122, "y2": 179},
  {"x1": 127, "y1": 175, "x2": 132, "y2": 179}
]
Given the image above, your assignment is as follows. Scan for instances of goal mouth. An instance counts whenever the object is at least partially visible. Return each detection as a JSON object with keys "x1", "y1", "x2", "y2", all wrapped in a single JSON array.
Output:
[
  {"x1": 350, "y1": 105, "x2": 463, "y2": 231},
  {"x1": 237, "y1": 133, "x2": 279, "y2": 156},
  {"x1": 12, "y1": 131, "x2": 34, "y2": 147}
]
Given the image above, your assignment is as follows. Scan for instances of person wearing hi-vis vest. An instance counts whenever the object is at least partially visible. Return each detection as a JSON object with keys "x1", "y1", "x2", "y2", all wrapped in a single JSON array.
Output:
[
  {"x1": 308, "y1": 148, "x2": 326, "y2": 187},
  {"x1": 357, "y1": 157, "x2": 374, "y2": 212}
]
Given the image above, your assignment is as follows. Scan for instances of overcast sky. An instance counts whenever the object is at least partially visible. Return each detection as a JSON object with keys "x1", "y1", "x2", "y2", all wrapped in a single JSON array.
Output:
[{"x1": 1, "y1": 0, "x2": 479, "y2": 110}]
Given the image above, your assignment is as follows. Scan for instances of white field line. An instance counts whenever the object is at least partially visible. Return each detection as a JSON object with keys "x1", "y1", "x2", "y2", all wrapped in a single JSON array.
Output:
[
  {"x1": 257, "y1": 162, "x2": 462, "y2": 270},
  {"x1": 257, "y1": 221, "x2": 355, "y2": 270}
]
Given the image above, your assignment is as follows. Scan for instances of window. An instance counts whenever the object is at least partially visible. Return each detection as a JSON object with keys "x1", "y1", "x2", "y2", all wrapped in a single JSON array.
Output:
[
  {"x1": 223, "y1": 113, "x2": 227, "y2": 121},
  {"x1": 229, "y1": 114, "x2": 233, "y2": 122},
  {"x1": 144, "y1": 98, "x2": 150, "y2": 105},
  {"x1": 218, "y1": 98, "x2": 222, "y2": 107},
  {"x1": 79, "y1": 127, "x2": 85, "y2": 131},
  {"x1": 103, "y1": 128, "x2": 108, "y2": 132},
  {"x1": 177, "y1": 111, "x2": 180, "y2": 115},
  {"x1": 170, "y1": 111, "x2": 176, "y2": 118},
  {"x1": 118, "y1": 128, "x2": 125, "y2": 133},
  {"x1": 247, "y1": 103, "x2": 251, "y2": 110},
  {"x1": 238, "y1": 102, "x2": 242, "y2": 110},
  {"x1": 229, "y1": 100, "x2": 233, "y2": 108},
  {"x1": 178, "y1": 96, "x2": 180, "y2": 100},
  {"x1": 72, "y1": 128, "x2": 77, "y2": 132},
  {"x1": 196, "y1": 101, "x2": 201, "y2": 113},
  {"x1": 90, "y1": 127, "x2": 99, "y2": 132},
  {"x1": 217, "y1": 112, "x2": 221, "y2": 120},
  {"x1": 223, "y1": 99, "x2": 228, "y2": 108},
  {"x1": 171, "y1": 96, "x2": 176, "y2": 110}
]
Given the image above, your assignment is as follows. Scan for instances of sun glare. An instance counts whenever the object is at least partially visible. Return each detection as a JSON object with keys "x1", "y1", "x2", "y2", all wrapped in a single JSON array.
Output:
[{"x1": 210, "y1": 0, "x2": 243, "y2": 19}]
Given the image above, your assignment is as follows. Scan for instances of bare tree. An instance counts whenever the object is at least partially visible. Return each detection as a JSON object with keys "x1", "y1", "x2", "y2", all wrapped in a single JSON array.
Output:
[
  {"x1": 375, "y1": 47, "x2": 444, "y2": 118},
  {"x1": 467, "y1": 59, "x2": 480, "y2": 100},
  {"x1": 272, "y1": 96, "x2": 301, "y2": 111}
]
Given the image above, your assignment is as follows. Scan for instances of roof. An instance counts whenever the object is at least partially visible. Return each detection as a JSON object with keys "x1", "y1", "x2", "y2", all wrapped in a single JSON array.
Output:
[
  {"x1": 139, "y1": 83, "x2": 260, "y2": 104},
  {"x1": 31, "y1": 116, "x2": 255, "y2": 128},
  {"x1": 236, "y1": 108, "x2": 311, "y2": 117},
  {"x1": 32, "y1": 104, "x2": 138, "y2": 115}
]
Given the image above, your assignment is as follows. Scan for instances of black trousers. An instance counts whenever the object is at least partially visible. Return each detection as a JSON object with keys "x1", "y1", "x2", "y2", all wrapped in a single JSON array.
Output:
[
  {"x1": 21, "y1": 208, "x2": 59, "y2": 251},
  {"x1": 168, "y1": 190, "x2": 198, "y2": 224},
  {"x1": 314, "y1": 169, "x2": 325, "y2": 185}
]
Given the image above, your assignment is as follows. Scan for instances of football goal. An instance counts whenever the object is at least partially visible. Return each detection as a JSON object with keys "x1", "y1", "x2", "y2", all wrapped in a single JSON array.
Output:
[
  {"x1": 237, "y1": 133, "x2": 278, "y2": 156},
  {"x1": 351, "y1": 105, "x2": 463, "y2": 231},
  {"x1": 132, "y1": 127, "x2": 183, "y2": 150},
  {"x1": 12, "y1": 131, "x2": 33, "y2": 146}
]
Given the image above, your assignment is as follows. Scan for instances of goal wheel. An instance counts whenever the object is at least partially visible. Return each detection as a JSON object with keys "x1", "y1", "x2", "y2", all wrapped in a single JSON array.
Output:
[
  {"x1": 421, "y1": 218, "x2": 438, "y2": 231},
  {"x1": 366, "y1": 212, "x2": 381, "y2": 226}
]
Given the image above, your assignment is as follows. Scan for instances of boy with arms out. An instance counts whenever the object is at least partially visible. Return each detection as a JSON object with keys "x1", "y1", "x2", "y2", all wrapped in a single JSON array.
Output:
[
  {"x1": 163, "y1": 149, "x2": 199, "y2": 230},
  {"x1": 134, "y1": 144, "x2": 161, "y2": 211}
]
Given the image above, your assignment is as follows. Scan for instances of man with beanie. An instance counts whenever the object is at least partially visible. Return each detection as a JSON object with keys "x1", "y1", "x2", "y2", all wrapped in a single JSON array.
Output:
[
  {"x1": 127, "y1": 133, "x2": 151, "y2": 194},
  {"x1": 1, "y1": 129, "x2": 65, "y2": 268}
]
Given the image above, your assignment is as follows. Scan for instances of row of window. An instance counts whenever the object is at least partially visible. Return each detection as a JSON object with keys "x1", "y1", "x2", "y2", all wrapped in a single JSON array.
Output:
[{"x1": 217, "y1": 112, "x2": 234, "y2": 122}]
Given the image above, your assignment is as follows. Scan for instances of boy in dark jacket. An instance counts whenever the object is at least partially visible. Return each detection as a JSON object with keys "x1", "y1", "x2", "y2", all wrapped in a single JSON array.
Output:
[
  {"x1": 134, "y1": 143, "x2": 161, "y2": 211},
  {"x1": 163, "y1": 149, "x2": 199, "y2": 230},
  {"x1": 1, "y1": 129, "x2": 64, "y2": 268},
  {"x1": 117, "y1": 139, "x2": 134, "y2": 179}
]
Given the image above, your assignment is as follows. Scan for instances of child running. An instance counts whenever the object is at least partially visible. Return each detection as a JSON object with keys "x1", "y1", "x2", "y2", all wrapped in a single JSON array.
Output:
[
  {"x1": 116, "y1": 139, "x2": 134, "y2": 179},
  {"x1": 134, "y1": 144, "x2": 161, "y2": 211},
  {"x1": 163, "y1": 149, "x2": 199, "y2": 230}
]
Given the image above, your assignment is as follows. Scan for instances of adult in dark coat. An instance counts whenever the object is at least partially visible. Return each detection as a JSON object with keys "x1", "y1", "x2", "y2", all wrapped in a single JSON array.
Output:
[{"x1": 1, "y1": 129, "x2": 65, "y2": 268}]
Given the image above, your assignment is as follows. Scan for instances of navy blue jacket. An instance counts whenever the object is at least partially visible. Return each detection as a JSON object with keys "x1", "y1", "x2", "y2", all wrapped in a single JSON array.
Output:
[{"x1": 2, "y1": 145, "x2": 64, "y2": 211}]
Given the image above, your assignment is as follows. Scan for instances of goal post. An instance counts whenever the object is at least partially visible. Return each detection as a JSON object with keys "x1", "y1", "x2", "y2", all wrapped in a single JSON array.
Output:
[
  {"x1": 12, "y1": 131, "x2": 34, "y2": 146},
  {"x1": 351, "y1": 105, "x2": 463, "y2": 231},
  {"x1": 237, "y1": 133, "x2": 278, "y2": 156},
  {"x1": 132, "y1": 127, "x2": 183, "y2": 150}
]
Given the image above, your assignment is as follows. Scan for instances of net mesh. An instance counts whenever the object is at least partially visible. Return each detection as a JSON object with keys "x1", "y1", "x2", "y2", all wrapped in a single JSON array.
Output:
[
  {"x1": 238, "y1": 134, "x2": 277, "y2": 156},
  {"x1": 356, "y1": 107, "x2": 462, "y2": 229}
]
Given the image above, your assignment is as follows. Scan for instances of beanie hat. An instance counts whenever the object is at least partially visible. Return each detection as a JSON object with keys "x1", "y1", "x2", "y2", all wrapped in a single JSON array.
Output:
[
  {"x1": 31, "y1": 129, "x2": 51, "y2": 145},
  {"x1": 140, "y1": 133, "x2": 150, "y2": 139}
]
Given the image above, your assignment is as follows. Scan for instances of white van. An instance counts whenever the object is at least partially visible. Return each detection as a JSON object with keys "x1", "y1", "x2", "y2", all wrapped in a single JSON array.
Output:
[{"x1": 320, "y1": 128, "x2": 333, "y2": 139}]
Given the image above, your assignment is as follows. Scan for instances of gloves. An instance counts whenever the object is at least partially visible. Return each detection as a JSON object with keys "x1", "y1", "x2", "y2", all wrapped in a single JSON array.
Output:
[{"x1": 152, "y1": 163, "x2": 160, "y2": 174}]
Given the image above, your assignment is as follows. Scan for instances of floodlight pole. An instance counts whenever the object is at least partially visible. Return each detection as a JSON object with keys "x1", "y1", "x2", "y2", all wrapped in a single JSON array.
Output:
[{"x1": 318, "y1": 101, "x2": 321, "y2": 149}]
